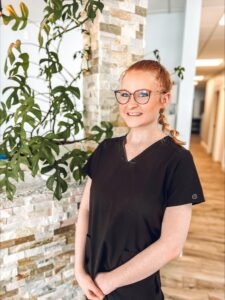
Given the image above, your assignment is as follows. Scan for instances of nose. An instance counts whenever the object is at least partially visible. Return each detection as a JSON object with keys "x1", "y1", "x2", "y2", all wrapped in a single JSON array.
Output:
[{"x1": 127, "y1": 93, "x2": 138, "y2": 106}]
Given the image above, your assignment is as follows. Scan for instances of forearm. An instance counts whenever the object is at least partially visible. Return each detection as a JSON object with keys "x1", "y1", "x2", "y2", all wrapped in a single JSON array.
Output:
[
  {"x1": 110, "y1": 238, "x2": 180, "y2": 289},
  {"x1": 74, "y1": 206, "x2": 89, "y2": 275}
]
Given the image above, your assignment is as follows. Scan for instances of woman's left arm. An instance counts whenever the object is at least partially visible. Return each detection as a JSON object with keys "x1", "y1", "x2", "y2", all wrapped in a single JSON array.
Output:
[{"x1": 95, "y1": 203, "x2": 192, "y2": 294}]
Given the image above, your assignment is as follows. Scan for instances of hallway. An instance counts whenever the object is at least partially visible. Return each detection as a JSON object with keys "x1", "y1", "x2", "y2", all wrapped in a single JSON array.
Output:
[{"x1": 161, "y1": 134, "x2": 225, "y2": 300}]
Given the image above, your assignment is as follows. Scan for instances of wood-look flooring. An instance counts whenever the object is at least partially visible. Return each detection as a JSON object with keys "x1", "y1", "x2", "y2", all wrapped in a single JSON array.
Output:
[{"x1": 161, "y1": 134, "x2": 225, "y2": 300}]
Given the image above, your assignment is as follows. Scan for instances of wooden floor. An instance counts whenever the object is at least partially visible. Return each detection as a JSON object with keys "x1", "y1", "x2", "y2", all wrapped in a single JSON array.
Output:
[{"x1": 161, "y1": 134, "x2": 225, "y2": 300}]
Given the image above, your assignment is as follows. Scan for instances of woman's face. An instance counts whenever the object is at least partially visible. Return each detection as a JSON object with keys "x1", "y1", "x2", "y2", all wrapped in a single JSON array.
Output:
[{"x1": 118, "y1": 70, "x2": 170, "y2": 129}]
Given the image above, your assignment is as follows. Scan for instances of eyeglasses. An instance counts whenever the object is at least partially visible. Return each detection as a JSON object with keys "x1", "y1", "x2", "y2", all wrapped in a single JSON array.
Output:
[{"x1": 114, "y1": 89, "x2": 165, "y2": 105}]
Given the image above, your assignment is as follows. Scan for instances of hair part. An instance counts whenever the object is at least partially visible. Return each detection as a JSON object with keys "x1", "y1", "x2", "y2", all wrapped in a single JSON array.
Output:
[{"x1": 122, "y1": 59, "x2": 186, "y2": 146}]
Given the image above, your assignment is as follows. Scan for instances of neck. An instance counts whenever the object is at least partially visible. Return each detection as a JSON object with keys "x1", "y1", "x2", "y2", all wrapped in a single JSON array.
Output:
[{"x1": 126, "y1": 125, "x2": 167, "y2": 146}]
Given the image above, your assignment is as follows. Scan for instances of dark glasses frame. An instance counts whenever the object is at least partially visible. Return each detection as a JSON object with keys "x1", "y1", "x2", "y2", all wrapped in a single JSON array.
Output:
[{"x1": 114, "y1": 89, "x2": 166, "y2": 105}]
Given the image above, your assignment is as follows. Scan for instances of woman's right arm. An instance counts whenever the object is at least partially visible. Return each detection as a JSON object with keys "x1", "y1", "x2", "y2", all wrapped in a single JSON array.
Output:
[
  {"x1": 75, "y1": 177, "x2": 92, "y2": 275},
  {"x1": 74, "y1": 177, "x2": 105, "y2": 300}
]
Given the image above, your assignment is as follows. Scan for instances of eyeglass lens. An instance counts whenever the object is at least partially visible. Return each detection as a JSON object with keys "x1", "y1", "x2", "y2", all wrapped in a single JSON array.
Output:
[{"x1": 115, "y1": 90, "x2": 150, "y2": 104}]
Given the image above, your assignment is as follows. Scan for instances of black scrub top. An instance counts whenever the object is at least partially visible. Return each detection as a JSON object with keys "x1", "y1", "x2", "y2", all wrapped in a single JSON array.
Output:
[{"x1": 82, "y1": 134, "x2": 205, "y2": 300}]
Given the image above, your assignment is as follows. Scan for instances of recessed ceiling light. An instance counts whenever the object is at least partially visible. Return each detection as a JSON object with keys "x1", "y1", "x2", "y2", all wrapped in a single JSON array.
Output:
[
  {"x1": 196, "y1": 59, "x2": 223, "y2": 67},
  {"x1": 219, "y1": 14, "x2": 225, "y2": 26},
  {"x1": 194, "y1": 75, "x2": 204, "y2": 81}
]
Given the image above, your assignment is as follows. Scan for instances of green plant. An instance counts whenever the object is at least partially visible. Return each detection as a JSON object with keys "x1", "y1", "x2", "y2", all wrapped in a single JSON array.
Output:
[
  {"x1": 0, "y1": 0, "x2": 113, "y2": 200},
  {"x1": 153, "y1": 49, "x2": 185, "y2": 80}
]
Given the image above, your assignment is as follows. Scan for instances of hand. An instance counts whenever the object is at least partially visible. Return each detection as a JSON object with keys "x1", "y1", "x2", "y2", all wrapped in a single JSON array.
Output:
[
  {"x1": 94, "y1": 272, "x2": 116, "y2": 295},
  {"x1": 75, "y1": 269, "x2": 105, "y2": 300}
]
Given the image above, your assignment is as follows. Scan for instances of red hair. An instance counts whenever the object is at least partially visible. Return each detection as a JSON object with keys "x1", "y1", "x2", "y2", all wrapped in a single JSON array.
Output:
[{"x1": 122, "y1": 60, "x2": 186, "y2": 146}]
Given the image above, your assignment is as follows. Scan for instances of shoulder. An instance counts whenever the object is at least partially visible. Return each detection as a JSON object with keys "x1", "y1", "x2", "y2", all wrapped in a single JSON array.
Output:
[
  {"x1": 164, "y1": 136, "x2": 194, "y2": 166},
  {"x1": 161, "y1": 136, "x2": 193, "y2": 169},
  {"x1": 92, "y1": 135, "x2": 122, "y2": 153},
  {"x1": 165, "y1": 146, "x2": 197, "y2": 183},
  {"x1": 101, "y1": 135, "x2": 123, "y2": 147}
]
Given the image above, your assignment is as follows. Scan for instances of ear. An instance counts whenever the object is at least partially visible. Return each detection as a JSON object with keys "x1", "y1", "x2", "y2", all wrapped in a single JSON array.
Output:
[{"x1": 160, "y1": 92, "x2": 171, "y2": 107}]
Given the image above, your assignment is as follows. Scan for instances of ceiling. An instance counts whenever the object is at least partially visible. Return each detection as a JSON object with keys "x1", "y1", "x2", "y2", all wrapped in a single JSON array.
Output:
[
  {"x1": 197, "y1": 0, "x2": 224, "y2": 82},
  {"x1": 148, "y1": 0, "x2": 225, "y2": 84}
]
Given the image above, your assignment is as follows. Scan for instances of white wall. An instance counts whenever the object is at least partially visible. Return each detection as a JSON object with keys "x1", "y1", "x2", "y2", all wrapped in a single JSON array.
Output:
[
  {"x1": 201, "y1": 72, "x2": 225, "y2": 170},
  {"x1": 0, "y1": 0, "x2": 83, "y2": 139},
  {"x1": 176, "y1": 0, "x2": 202, "y2": 149},
  {"x1": 145, "y1": 0, "x2": 202, "y2": 150},
  {"x1": 145, "y1": 12, "x2": 184, "y2": 72},
  {"x1": 144, "y1": 11, "x2": 184, "y2": 134}
]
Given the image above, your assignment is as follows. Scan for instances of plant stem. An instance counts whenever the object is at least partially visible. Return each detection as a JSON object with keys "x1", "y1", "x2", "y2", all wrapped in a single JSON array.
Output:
[
  {"x1": 54, "y1": 137, "x2": 91, "y2": 145},
  {"x1": 23, "y1": 43, "x2": 75, "y2": 80}
]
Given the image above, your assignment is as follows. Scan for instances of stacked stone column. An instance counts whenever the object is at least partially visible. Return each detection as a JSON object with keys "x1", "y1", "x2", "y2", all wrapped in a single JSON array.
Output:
[{"x1": 83, "y1": 0, "x2": 148, "y2": 134}]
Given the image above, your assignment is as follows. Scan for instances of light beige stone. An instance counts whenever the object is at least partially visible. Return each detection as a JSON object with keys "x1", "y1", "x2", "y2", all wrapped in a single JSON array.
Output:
[
  {"x1": 139, "y1": 0, "x2": 148, "y2": 8},
  {"x1": 110, "y1": 9, "x2": 132, "y2": 21},
  {"x1": 0, "y1": 208, "x2": 12, "y2": 218},
  {"x1": 118, "y1": 2, "x2": 135, "y2": 13},
  {"x1": 0, "y1": 265, "x2": 18, "y2": 281}
]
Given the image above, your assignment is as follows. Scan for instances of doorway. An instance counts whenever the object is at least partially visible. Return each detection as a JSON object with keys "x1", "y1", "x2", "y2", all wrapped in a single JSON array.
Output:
[{"x1": 210, "y1": 90, "x2": 220, "y2": 154}]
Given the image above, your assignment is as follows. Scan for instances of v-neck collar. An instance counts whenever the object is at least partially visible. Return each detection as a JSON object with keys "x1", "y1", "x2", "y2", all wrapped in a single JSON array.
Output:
[{"x1": 120, "y1": 134, "x2": 170, "y2": 163}]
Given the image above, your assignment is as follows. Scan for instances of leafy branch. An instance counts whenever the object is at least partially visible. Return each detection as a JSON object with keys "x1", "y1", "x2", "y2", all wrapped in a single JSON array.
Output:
[
  {"x1": 172, "y1": 66, "x2": 185, "y2": 80},
  {"x1": 0, "y1": 0, "x2": 112, "y2": 200},
  {"x1": 153, "y1": 49, "x2": 185, "y2": 80}
]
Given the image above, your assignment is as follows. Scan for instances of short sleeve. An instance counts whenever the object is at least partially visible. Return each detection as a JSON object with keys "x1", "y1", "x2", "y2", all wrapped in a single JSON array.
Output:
[
  {"x1": 82, "y1": 139, "x2": 106, "y2": 179},
  {"x1": 165, "y1": 150, "x2": 206, "y2": 207}
]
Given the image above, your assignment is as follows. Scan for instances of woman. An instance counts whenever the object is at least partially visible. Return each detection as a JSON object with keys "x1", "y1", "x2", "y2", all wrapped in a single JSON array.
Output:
[{"x1": 75, "y1": 60, "x2": 205, "y2": 300}]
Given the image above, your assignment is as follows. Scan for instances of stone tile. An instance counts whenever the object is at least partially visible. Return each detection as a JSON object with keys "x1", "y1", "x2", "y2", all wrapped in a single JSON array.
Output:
[
  {"x1": 0, "y1": 265, "x2": 18, "y2": 281},
  {"x1": 54, "y1": 224, "x2": 74, "y2": 235},
  {"x1": 136, "y1": 30, "x2": 143, "y2": 39},
  {"x1": 0, "y1": 239, "x2": 16, "y2": 249},
  {"x1": 3, "y1": 251, "x2": 25, "y2": 264},
  {"x1": 110, "y1": 9, "x2": 132, "y2": 21},
  {"x1": 100, "y1": 23, "x2": 121, "y2": 36},
  {"x1": 0, "y1": 208, "x2": 13, "y2": 218},
  {"x1": 0, "y1": 288, "x2": 18, "y2": 298},
  {"x1": 135, "y1": 5, "x2": 147, "y2": 16}
]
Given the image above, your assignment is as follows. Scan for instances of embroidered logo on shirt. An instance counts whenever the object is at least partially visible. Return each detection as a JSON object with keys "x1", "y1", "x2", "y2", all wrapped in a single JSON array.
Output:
[{"x1": 192, "y1": 194, "x2": 198, "y2": 199}]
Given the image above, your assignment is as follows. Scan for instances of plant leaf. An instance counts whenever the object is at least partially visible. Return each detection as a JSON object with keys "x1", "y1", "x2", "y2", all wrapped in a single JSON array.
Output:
[{"x1": 46, "y1": 174, "x2": 55, "y2": 191}]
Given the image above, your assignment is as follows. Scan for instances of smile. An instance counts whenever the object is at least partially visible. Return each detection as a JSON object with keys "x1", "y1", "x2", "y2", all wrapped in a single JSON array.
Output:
[{"x1": 127, "y1": 112, "x2": 143, "y2": 116}]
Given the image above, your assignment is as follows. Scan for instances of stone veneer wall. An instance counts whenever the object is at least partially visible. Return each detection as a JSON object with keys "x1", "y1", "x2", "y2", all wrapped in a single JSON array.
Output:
[
  {"x1": 0, "y1": 172, "x2": 86, "y2": 300},
  {"x1": 83, "y1": 0, "x2": 148, "y2": 131}
]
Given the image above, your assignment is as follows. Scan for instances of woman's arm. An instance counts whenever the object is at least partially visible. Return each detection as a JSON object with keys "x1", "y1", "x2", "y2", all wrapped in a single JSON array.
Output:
[
  {"x1": 74, "y1": 177, "x2": 92, "y2": 275},
  {"x1": 75, "y1": 177, "x2": 105, "y2": 300},
  {"x1": 95, "y1": 203, "x2": 192, "y2": 294}
]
